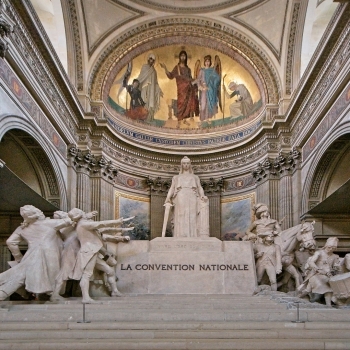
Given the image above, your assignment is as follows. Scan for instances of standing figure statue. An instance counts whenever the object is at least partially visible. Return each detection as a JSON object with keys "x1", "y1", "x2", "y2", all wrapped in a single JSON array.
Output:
[
  {"x1": 254, "y1": 233, "x2": 282, "y2": 291},
  {"x1": 244, "y1": 203, "x2": 282, "y2": 242},
  {"x1": 50, "y1": 210, "x2": 98, "y2": 301},
  {"x1": 163, "y1": 156, "x2": 209, "y2": 238},
  {"x1": 0, "y1": 205, "x2": 73, "y2": 300},
  {"x1": 160, "y1": 50, "x2": 199, "y2": 128},
  {"x1": 298, "y1": 237, "x2": 341, "y2": 306},
  {"x1": 137, "y1": 53, "x2": 163, "y2": 122},
  {"x1": 193, "y1": 55, "x2": 221, "y2": 125},
  {"x1": 68, "y1": 208, "x2": 134, "y2": 304}
]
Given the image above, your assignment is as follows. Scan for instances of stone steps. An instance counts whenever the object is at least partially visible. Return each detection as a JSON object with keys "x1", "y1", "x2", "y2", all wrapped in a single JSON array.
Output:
[{"x1": 0, "y1": 295, "x2": 350, "y2": 349}]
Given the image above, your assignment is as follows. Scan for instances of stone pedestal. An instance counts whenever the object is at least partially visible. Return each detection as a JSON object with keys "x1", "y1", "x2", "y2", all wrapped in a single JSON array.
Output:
[{"x1": 115, "y1": 238, "x2": 257, "y2": 295}]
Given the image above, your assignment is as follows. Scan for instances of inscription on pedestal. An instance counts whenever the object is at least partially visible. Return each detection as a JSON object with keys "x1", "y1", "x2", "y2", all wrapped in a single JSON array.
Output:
[{"x1": 116, "y1": 238, "x2": 257, "y2": 295}]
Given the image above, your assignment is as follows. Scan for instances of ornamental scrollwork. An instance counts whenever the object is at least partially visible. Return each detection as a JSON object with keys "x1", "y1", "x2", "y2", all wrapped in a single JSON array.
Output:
[
  {"x1": 200, "y1": 178, "x2": 224, "y2": 194},
  {"x1": 252, "y1": 148, "x2": 301, "y2": 182},
  {"x1": 68, "y1": 146, "x2": 118, "y2": 180}
]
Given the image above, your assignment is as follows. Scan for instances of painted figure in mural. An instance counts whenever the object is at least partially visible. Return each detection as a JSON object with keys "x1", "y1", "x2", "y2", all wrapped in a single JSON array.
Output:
[
  {"x1": 68, "y1": 208, "x2": 133, "y2": 303},
  {"x1": 244, "y1": 203, "x2": 282, "y2": 242},
  {"x1": 254, "y1": 233, "x2": 282, "y2": 291},
  {"x1": 50, "y1": 210, "x2": 97, "y2": 301},
  {"x1": 163, "y1": 156, "x2": 209, "y2": 238},
  {"x1": 193, "y1": 55, "x2": 221, "y2": 124},
  {"x1": 225, "y1": 81, "x2": 254, "y2": 118},
  {"x1": 160, "y1": 50, "x2": 199, "y2": 128},
  {"x1": 298, "y1": 237, "x2": 341, "y2": 306},
  {"x1": 0, "y1": 205, "x2": 73, "y2": 301},
  {"x1": 122, "y1": 75, "x2": 148, "y2": 120},
  {"x1": 136, "y1": 53, "x2": 163, "y2": 122}
]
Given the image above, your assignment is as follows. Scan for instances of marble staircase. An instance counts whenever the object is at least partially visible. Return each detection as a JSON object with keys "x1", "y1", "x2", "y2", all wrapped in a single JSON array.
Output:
[{"x1": 0, "y1": 294, "x2": 350, "y2": 349}]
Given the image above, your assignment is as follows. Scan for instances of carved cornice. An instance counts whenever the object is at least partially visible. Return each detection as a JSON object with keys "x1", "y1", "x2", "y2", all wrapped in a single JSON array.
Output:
[
  {"x1": 68, "y1": 146, "x2": 118, "y2": 181},
  {"x1": 252, "y1": 148, "x2": 301, "y2": 182},
  {"x1": 89, "y1": 18, "x2": 280, "y2": 104}
]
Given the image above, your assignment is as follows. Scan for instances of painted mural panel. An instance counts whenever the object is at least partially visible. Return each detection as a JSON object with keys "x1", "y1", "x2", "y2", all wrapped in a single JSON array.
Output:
[
  {"x1": 115, "y1": 192, "x2": 150, "y2": 240},
  {"x1": 221, "y1": 193, "x2": 256, "y2": 241},
  {"x1": 109, "y1": 45, "x2": 262, "y2": 130}
]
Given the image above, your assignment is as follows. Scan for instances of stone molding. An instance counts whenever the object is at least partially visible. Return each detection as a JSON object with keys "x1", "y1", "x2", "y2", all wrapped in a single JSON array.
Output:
[
  {"x1": 67, "y1": 0, "x2": 84, "y2": 91},
  {"x1": 252, "y1": 148, "x2": 301, "y2": 182},
  {"x1": 130, "y1": 0, "x2": 246, "y2": 13},
  {"x1": 285, "y1": 1, "x2": 301, "y2": 95},
  {"x1": 68, "y1": 146, "x2": 118, "y2": 181},
  {"x1": 224, "y1": 0, "x2": 288, "y2": 61},
  {"x1": 290, "y1": 4, "x2": 350, "y2": 143},
  {"x1": 0, "y1": 0, "x2": 14, "y2": 59},
  {"x1": 6, "y1": 0, "x2": 80, "y2": 134}
]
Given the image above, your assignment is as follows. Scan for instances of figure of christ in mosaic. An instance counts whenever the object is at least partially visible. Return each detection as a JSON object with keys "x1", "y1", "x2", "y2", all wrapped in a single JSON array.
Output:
[
  {"x1": 163, "y1": 156, "x2": 209, "y2": 238},
  {"x1": 193, "y1": 55, "x2": 221, "y2": 125},
  {"x1": 160, "y1": 50, "x2": 199, "y2": 128}
]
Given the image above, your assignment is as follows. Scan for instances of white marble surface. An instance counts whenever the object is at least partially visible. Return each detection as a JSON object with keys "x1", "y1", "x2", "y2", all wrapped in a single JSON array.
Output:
[{"x1": 116, "y1": 238, "x2": 257, "y2": 295}]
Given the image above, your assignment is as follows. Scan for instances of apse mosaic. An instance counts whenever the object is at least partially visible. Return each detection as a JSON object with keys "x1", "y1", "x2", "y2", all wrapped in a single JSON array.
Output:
[
  {"x1": 221, "y1": 193, "x2": 255, "y2": 241},
  {"x1": 108, "y1": 45, "x2": 262, "y2": 131}
]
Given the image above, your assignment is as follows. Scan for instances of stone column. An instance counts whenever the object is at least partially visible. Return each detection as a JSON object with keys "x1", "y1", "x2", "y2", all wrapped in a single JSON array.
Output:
[
  {"x1": 68, "y1": 146, "x2": 117, "y2": 217},
  {"x1": 76, "y1": 169, "x2": 91, "y2": 212},
  {"x1": 201, "y1": 178, "x2": 224, "y2": 239},
  {"x1": 291, "y1": 150, "x2": 302, "y2": 226},
  {"x1": 147, "y1": 177, "x2": 171, "y2": 239},
  {"x1": 279, "y1": 173, "x2": 292, "y2": 230},
  {"x1": 207, "y1": 194, "x2": 221, "y2": 239},
  {"x1": 253, "y1": 158, "x2": 280, "y2": 222}
]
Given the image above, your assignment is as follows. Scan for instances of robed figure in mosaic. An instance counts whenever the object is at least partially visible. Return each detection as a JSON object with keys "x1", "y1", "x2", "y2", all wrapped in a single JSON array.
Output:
[
  {"x1": 163, "y1": 157, "x2": 209, "y2": 238},
  {"x1": 160, "y1": 51, "x2": 199, "y2": 127},
  {"x1": 193, "y1": 55, "x2": 221, "y2": 123}
]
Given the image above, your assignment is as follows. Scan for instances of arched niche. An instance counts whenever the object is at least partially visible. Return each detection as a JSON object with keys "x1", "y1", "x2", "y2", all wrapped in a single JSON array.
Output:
[{"x1": 0, "y1": 115, "x2": 68, "y2": 212}]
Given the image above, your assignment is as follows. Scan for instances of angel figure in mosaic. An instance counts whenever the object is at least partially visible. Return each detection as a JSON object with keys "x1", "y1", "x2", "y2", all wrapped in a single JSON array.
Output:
[{"x1": 193, "y1": 55, "x2": 222, "y2": 125}]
